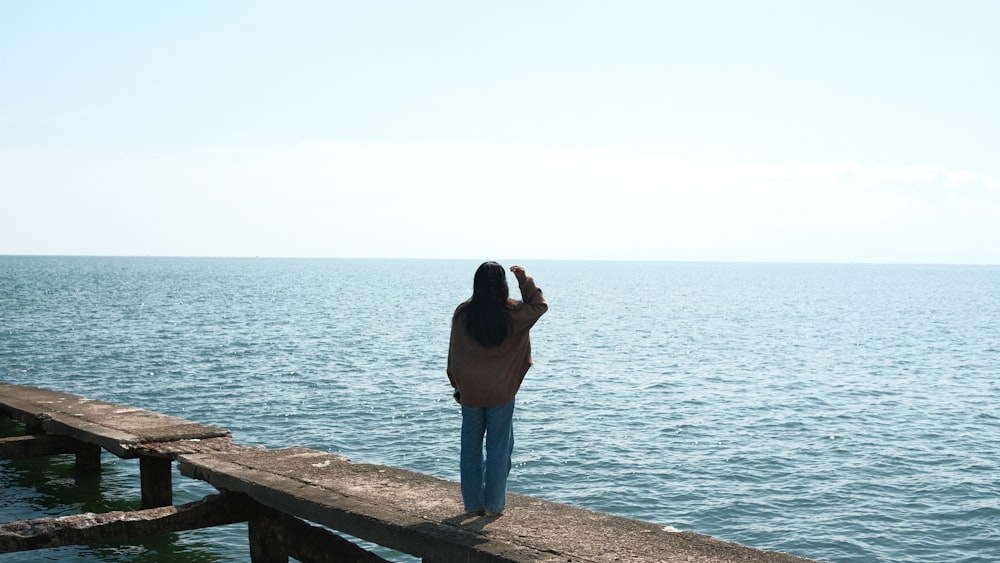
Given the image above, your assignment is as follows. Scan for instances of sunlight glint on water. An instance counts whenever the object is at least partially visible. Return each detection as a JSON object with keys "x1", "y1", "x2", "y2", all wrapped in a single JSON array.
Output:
[{"x1": 2, "y1": 257, "x2": 998, "y2": 562}]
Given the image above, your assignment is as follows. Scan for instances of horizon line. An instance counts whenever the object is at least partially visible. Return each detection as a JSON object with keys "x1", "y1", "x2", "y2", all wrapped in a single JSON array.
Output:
[{"x1": 2, "y1": 253, "x2": 997, "y2": 268}]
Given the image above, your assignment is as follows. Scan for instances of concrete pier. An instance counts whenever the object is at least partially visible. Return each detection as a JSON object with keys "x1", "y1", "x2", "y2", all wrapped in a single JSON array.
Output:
[
  {"x1": 180, "y1": 447, "x2": 815, "y2": 563},
  {"x1": 1, "y1": 383, "x2": 818, "y2": 562},
  {"x1": 0, "y1": 382, "x2": 234, "y2": 507}
]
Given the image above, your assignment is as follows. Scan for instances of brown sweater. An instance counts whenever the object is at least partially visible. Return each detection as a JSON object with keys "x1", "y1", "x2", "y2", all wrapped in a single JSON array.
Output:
[{"x1": 447, "y1": 275, "x2": 548, "y2": 407}]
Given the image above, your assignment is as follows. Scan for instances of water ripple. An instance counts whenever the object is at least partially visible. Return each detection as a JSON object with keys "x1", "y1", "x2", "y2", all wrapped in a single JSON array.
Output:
[{"x1": 2, "y1": 258, "x2": 999, "y2": 562}]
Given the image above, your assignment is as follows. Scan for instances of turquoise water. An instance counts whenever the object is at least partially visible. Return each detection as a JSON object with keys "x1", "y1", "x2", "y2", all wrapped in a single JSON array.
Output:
[{"x1": 2, "y1": 256, "x2": 998, "y2": 562}]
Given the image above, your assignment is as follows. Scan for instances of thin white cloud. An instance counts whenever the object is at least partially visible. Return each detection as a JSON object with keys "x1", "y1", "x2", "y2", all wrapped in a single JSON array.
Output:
[{"x1": 2, "y1": 143, "x2": 998, "y2": 263}]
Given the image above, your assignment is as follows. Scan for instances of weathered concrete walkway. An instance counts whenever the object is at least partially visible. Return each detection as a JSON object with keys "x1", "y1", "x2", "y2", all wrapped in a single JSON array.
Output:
[
  {"x1": 180, "y1": 447, "x2": 817, "y2": 563},
  {"x1": 0, "y1": 383, "x2": 233, "y2": 459},
  {"x1": 0, "y1": 382, "x2": 234, "y2": 507},
  {"x1": 3, "y1": 383, "x2": 819, "y2": 562}
]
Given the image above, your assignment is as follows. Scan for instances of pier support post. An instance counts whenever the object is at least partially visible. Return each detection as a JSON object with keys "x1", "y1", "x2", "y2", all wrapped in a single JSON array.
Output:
[
  {"x1": 74, "y1": 444, "x2": 102, "y2": 472},
  {"x1": 246, "y1": 504, "x2": 388, "y2": 563},
  {"x1": 139, "y1": 456, "x2": 172, "y2": 508},
  {"x1": 249, "y1": 510, "x2": 289, "y2": 563}
]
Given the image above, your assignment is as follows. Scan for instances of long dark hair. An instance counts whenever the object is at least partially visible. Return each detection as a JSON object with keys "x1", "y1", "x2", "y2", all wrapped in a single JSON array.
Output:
[{"x1": 462, "y1": 261, "x2": 513, "y2": 347}]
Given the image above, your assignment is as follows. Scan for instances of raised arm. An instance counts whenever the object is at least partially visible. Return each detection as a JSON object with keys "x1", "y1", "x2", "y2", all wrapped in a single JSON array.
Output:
[{"x1": 510, "y1": 265, "x2": 548, "y2": 320}]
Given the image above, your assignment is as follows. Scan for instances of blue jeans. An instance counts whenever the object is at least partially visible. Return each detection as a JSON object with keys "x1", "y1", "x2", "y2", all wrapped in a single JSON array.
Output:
[{"x1": 460, "y1": 399, "x2": 515, "y2": 513}]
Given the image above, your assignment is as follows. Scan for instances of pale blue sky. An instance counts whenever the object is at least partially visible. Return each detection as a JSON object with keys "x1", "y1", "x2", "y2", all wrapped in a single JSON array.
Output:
[{"x1": 3, "y1": 1, "x2": 998, "y2": 263}]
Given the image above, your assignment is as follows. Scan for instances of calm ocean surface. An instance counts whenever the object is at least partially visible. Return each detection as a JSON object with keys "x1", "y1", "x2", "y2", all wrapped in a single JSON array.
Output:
[{"x1": 1, "y1": 256, "x2": 998, "y2": 562}]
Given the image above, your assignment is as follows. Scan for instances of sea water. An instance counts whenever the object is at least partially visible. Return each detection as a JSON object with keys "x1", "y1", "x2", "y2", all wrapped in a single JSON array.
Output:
[{"x1": 1, "y1": 256, "x2": 998, "y2": 562}]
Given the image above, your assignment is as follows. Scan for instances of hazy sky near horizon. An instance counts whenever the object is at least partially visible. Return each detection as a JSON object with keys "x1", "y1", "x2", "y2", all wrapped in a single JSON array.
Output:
[{"x1": 3, "y1": 1, "x2": 999, "y2": 264}]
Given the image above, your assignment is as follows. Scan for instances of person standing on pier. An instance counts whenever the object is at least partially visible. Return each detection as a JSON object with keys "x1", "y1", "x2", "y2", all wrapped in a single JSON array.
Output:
[{"x1": 447, "y1": 262, "x2": 548, "y2": 516}]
